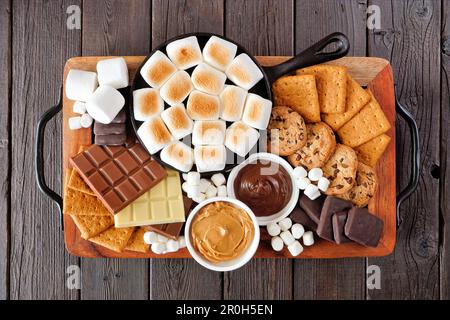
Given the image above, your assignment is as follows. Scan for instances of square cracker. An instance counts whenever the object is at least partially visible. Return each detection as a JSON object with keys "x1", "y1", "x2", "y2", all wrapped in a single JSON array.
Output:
[
  {"x1": 355, "y1": 134, "x2": 391, "y2": 167},
  {"x1": 322, "y1": 76, "x2": 371, "y2": 130},
  {"x1": 89, "y1": 226, "x2": 135, "y2": 253},
  {"x1": 297, "y1": 64, "x2": 348, "y2": 114},
  {"x1": 337, "y1": 93, "x2": 391, "y2": 147},
  {"x1": 63, "y1": 187, "x2": 111, "y2": 216},
  {"x1": 272, "y1": 74, "x2": 321, "y2": 122},
  {"x1": 125, "y1": 228, "x2": 149, "y2": 253},
  {"x1": 67, "y1": 168, "x2": 96, "y2": 196},
  {"x1": 71, "y1": 214, "x2": 114, "y2": 239}
]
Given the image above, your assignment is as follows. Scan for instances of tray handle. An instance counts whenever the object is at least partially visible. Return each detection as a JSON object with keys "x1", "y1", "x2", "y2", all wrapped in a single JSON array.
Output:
[
  {"x1": 395, "y1": 96, "x2": 420, "y2": 227},
  {"x1": 35, "y1": 88, "x2": 64, "y2": 231}
]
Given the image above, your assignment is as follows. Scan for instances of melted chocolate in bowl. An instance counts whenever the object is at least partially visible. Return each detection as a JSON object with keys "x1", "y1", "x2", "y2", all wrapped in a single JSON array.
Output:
[{"x1": 233, "y1": 160, "x2": 293, "y2": 217}]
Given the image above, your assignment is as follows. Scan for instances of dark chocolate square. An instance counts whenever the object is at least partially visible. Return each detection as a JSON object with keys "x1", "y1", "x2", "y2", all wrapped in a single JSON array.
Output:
[
  {"x1": 289, "y1": 206, "x2": 317, "y2": 231},
  {"x1": 299, "y1": 194, "x2": 325, "y2": 224},
  {"x1": 332, "y1": 211, "x2": 351, "y2": 244},
  {"x1": 317, "y1": 197, "x2": 353, "y2": 242},
  {"x1": 345, "y1": 207, "x2": 384, "y2": 247}
]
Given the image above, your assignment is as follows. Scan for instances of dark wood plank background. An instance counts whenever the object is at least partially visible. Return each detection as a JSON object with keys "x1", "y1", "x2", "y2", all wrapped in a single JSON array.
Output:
[{"x1": 1, "y1": 0, "x2": 448, "y2": 300}]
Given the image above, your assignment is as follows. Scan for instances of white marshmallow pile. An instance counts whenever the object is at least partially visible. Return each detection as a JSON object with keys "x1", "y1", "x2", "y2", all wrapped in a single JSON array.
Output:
[
  {"x1": 66, "y1": 57, "x2": 129, "y2": 130},
  {"x1": 293, "y1": 166, "x2": 330, "y2": 199},
  {"x1": 143, "y1": 231, "x2": 186, "y2": 255},
  {"x1": 267, "y1": 218, "x2": 314, "y2": 257},
  {"x1": 181, "y1": 171, "x2": 227, "y2": 203},
  {"x1": 135, "y1": 35, "x2": 270, "y2": 171}
]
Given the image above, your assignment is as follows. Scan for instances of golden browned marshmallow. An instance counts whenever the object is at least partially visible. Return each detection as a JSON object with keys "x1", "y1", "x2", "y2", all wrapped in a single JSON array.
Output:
[
  {"x1": 219, "y1": 85, "x2": 248, "y2": 122},
  {"x1": 137, "y1": 116, "x2": 173, "y2": 154},
  {"x1": 242, "y1": 93, "x2": 272, "y2": 129},
  {"x1": 191, "y1": 63, "x2": 227, "y2": 95},
  {"x1": 160, "y1": 71, "x2": 194, "y2": 106},
  {"x1": 225, "y1": 121, "x2": 260, "y2": 157},
  {"x1": 160, "y1": 104, "x2": 194, "y2": 140},
  {"x1": 186, "y1": 90, "x2": 220, "y2": 120},
  {"x1": 225, "y1": 53, "x2": 264, "y2": 90},
  {"x1": 166, "y1": 36, "x2": 203, "y2": 70},
  {"x1": 160, "y1": 141, "x2": 194, "y2": 172},
  {"x1": 133, "y1": 88, "x2": 164, "y2": 121},
  {"x1": 140, "y1": 50, "x2": 177, "y2": 88},
  {"x1": 192, "y1": 120, "x2": 226, "y2": 146},
  {"x1": 203, "y1": 36, "x2": 238, "y2": 71},
  {"x1": 194, "y1": 145, "x2": 227, "y2": 173}
]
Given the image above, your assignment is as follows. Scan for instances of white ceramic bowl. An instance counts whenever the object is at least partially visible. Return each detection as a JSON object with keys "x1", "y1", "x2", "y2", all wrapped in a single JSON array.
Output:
[
  {"x1": 226, "y1": 152, "x2": 299, "y2": 226},
  {"x1": 184, "y1": 197, "x2": 260, "y2": 272}
]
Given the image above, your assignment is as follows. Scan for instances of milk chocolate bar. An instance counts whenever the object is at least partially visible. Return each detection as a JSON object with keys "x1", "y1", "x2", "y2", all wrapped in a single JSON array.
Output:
[
  {"x1": 345, "y1": 207, "x2": 384, "y2": 247},
  {"x1": 70, "y1": 143, "x2": 167, "y2": 213},
  {"x1": 299, "y1": 194, "x2": 325, "y2": 224},
  {"x1": 289, "y1": 206, "x2": 317, "y2": 231},
  {"x1": 317, "y1": 197, "x2": 352, "y2": 242},
  {"x1": 332, "y1": 211, "x2": 351, "y2": 244}
]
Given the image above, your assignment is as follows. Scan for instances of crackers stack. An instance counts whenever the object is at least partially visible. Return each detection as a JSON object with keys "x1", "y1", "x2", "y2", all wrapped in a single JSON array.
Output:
[{"x1": 270, "y1": 63, "x2": 392, "y2": 207}]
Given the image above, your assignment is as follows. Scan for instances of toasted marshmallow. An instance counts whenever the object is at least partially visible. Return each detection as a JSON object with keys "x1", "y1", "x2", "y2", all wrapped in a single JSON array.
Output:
[
  {"x1": 194, "y1": 145, "x2": 227, "y2": 173},
  {"x1": 137, "y1": 116, "x2": 173, "y2": 154},
  {"x1": 225, "y1": 53, "x2": 264, "y2": 90},
  {"x1": 140, "y1": 50, "x2": 177, "y2": 88},
  {"x1": 219, "y1": 85, "x2": 248, "y2": 121},
  {"x1": 133, "y1": 88, "x2": 164, "y2": 121},
  {"x1": 192, "y1": 120, "x2": 226, "y2": 146},
  {"x1": 203, "y1": 36, "x2": 238, "y2": 71},
  {"x1": 242, "y1": 93, "x2": 272, "y2": 129},
  {"x1": 186, "y1": 90, "x2": 220, "y2": 120},
  {"x1": 160, "y1": 141, "x2": 194, "y2": 172},
  {"x1": 160, "y1": 71, "x2": 194, "y2": 106},
  {"x1": 225, "y1": 121, "x2": 260, "y2": 157},
  {"x1": 166, "y1": 36, "x2": 203, "y2": 70},
  {"x1": 191, "y1": 63, "x2": 227, "y2": 95},
  {"x1": 160, "y1": 104, "x2": 194, "y2": 140}
]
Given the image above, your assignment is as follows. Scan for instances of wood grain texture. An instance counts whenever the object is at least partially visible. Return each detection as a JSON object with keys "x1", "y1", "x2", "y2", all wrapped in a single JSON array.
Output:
[
  {"x1": 367, "y1": 0, "x2": 440, "y2": 299},
  {"x1": 152, "y1": 0, "x2": 224, "y2": 48},
  {"x1": 80, "y1": 0, "x2": 151, "y2": 300},
  {"x1": 0, "y1": 0, "x2": 11, "y2": 300},
  {"x1": 150, "y1": 0, "x2": 223, "y2": 300},
  {"x1": 440, "y1": 0, "x2": 450, "y2": 300},
  {"x1": 224, "y1": 0, "x2": 294, "y2": 300},
  {"x1": 293, "y1": 0, "x2": 368, "y2": 300},
  {"x1": 10, "y1": 0, "x2": 80, "y2": 299}
]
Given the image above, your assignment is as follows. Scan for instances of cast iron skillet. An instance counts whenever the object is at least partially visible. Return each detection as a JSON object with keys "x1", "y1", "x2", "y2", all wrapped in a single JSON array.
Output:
[{"x1": 130, "y1": 32, "x2": 351, "y2": 174}]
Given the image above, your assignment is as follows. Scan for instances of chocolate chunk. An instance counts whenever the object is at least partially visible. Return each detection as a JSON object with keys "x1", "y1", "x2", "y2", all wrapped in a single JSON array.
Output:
[
  {"x1": 332, "y1": 211, "x2": 351, "y2": 244},
  {"x1": 299, "y1": 194, "x2": 325, "y2": 224},
  {"x1": 94, "y1": 122, "x2": 126, "y2": 135},
  {"x1": 95, "y1": 133, "x2": 127, "y2": 146},
  {"x1": 317, "y1": 196, "x2": 353, "y2": 242},
  {"x1": 289, "y1": 206, "x2": 317, "y2": 231},
  {"x1": 344, "y1": 207, "x2": 384, "y2": 247}
]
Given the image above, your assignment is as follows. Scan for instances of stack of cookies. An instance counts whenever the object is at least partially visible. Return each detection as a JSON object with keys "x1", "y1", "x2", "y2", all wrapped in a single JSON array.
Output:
[{"x1": 269, "y1": 64, "x2": 391, "y2": 208}]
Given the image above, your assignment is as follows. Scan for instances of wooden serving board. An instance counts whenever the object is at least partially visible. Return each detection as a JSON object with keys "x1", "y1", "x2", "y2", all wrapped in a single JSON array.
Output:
[{"x1": 63, "y1": 56, "x2": 396, "y2": 258}]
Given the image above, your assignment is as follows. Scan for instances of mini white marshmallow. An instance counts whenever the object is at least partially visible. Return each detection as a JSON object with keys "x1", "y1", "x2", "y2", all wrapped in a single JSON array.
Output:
[
  {"x1": 225, "y1": 53, "x2": 263, "y2": 90},
  {"x1": 68, "y1": 116, "x2": 82, "y2": 130},
  {"x1": 217, "y1": 185, "x2": 227, "y2": 197},
  {"x1": 318, "y1": 177, "x2": 330, "y2": 192},
  {"x1": 85, "y1": 85, "x2": 125, "y2": 124},
  {"x1": 211, "y1": 173, "x2": 226, "y2": 187},
  {"x1": 166, "y1": 36, "x2": 203, "y2": 70},
  {"x1": 293, "y1": 166, "x2": 308, "y2": 179},
  {"x1": 303, "y1": 231, "x2": 315, "y2": 246},
  {"x1": 182, "y1": 173, "x2": 189, "y2": 181},
  {"x1": 291, "y1": 224, "x2": 305, "y2": 239},
  {"x1": 166, "y1": 239, "x2": 180, "y2": 253},
  {"x1": 304, "y1": 184, "x2": 321, "y2": 200},
  {"x1": 65, "y1": 69, "x2": 98, "y2": 102},
  {"x1": 73, "y1": 101, "x2": 86, "y2": 114},
  {"x1": 203, "y1": 36, "x2": 238, "y2": 71},
  {"x1": 182, "y1": 182, "x2": 189, "y2": 193},
  {"x1": 288, "y1": 241, "x2": 304, "y2": 257},
  {"x1": 97, "y1": 57, "x2": 129, "y2": 89},
  {"x1": 143, "y1": 231, "x2": 159, "y2": 245},
  {"x1": 280, "y1": 231, "x2": 296, "y2": 246},
  {"x1": 187, "y1": 171, "x2": 201, "y2": 186},
  {"x1": 267, "y1": 222, "x2": 281, "y2": 237},
  {"x1": 278, "y1": 218, "x2": 292, "y2": 232},
  {"x1": 296, "y1": 177, "x2": 311, "y2": 190},
  {"x1": 308, "y1": 167, "x2": 323, "y2": 181},
  {"x1": 199, "y1": 179, "x2": 211, "y2": 193},
  {"x1": 151, "y1": 242, "x2": 167, "y2": 254},
  {"x1": 205, "y1": 184, "x2": 217, "y2": 198},
  {"x1": 157, "y1": 235, "x2": 169, "y2": 243},
  {"x1": 178, "y1": 236, "x2": 186, "y2": 249},
  {"x1": 80, "y1": 113, "x2": 93, "y2": 128},
  {"x1": 187, "y1": 184, "x2": 201, "y2": 199},
  {"x1": 192, "y1": 193, "x2": 206, "y2": 203},
  {"x1": 271, "y1": 236, "x2": 284, "y2": 252}
]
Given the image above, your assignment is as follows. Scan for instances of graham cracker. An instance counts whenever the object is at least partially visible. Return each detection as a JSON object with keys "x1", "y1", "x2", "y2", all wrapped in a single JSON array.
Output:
[
  {"x1": 67, "y1": 168, "x2": 96, "y2": 196},
  {"x1": 297, "y1": 64, "x2": 348, "y2": 114},
  {"x1": 63, "y1": 187, "x2": 111, "y2": 216},
  {"x1": 337, "y1": 93, "x2": 391, "y2": 148},
  {"x1": 322, "y1": 76, "x2": 371, "y2": 130},
  {"x1": 272, "y1": 74, "x2": 321, "y2": 123},
  {"x1": 355, "y1": 134, "x2": 391, "y2": 167},
  {"x1": 89, "y1": 226, "x2": 135, "y2": 253},
  {"x1": 125, "y1": 228, "x2": 149, "y2": 253},
  {"x1": 71, "y1": 214, "x2": 114, "y2": 239}
]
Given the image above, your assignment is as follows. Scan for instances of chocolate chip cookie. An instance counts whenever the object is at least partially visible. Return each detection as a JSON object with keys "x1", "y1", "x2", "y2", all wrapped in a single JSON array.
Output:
[
  {"x1": 287, "y1": 122, "x2": 336, "y2": 170},
  {"x1": 268, "y1": 106, "x2": 307, "y2": 156},
  {"x1": 322, "y1": 144, "x2": 358, "y2": 195},
  {"x1": 337, "y1": 162, "x2": 377, "y2": 207}
]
